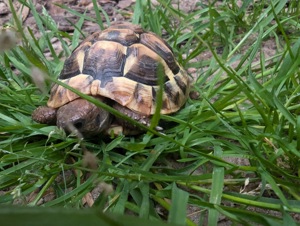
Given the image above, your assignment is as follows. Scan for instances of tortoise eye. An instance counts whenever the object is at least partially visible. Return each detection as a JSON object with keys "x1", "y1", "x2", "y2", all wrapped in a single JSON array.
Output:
[{"x1": 74, "y1": 119, "x2": 85, "y2": 130}]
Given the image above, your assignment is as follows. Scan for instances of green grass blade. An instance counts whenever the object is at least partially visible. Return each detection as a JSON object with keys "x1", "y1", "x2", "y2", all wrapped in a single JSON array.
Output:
[
  {"x1": 208, "y1": 146, "x2": 224, "y2": 226},
  {"x1": 168, "y1": 184, "x2": 189, "y2": 225}
]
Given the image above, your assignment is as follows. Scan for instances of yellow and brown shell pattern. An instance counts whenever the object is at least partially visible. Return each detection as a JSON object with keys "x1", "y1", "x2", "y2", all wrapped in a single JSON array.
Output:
[{"x1": 48, "y1": 22, "x2": 190, "y2": 116}]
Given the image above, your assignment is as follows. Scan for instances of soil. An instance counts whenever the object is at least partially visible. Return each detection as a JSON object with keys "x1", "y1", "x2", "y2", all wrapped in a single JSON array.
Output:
[{"x1": 0, "y1": 0, "x2": 198, "y2": 53}]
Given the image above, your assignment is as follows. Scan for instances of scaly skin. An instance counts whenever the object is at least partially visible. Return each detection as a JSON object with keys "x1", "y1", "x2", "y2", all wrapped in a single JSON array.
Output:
[
  {"x1": 32, "y1": 106, "x2": 57, "y2": 125},
  {"x1": 56, "y1": 98, "x2": 112, "y2": 136}
]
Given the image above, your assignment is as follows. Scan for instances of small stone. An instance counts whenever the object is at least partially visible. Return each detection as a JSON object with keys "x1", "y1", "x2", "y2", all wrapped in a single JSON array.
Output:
[{"x1": 0, "y1": 3, "x2": 9, "y2": 15}]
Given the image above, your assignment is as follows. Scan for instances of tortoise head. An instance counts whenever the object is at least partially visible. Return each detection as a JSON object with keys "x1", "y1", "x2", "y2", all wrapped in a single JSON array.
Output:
[
  {"x1": 32, "y1": 98, "x2": 112, "y2": 136},
  {"x1": 56, "y1": 98, "x2": 112, "y2": 136}
]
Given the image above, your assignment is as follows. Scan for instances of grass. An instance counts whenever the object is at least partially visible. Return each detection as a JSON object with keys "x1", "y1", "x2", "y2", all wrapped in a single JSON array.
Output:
[{"x1": 1, "y1": 0, "x2": 300, "y2": 225}]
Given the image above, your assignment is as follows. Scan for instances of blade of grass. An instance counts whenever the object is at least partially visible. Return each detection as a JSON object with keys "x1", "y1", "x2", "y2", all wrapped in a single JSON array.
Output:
[
  {"x1": 208, "y1": 145, "x2": 224, "y2": 226},
  {"x1": 168, "y1": 183, "x2": 189, "y2": 226}
]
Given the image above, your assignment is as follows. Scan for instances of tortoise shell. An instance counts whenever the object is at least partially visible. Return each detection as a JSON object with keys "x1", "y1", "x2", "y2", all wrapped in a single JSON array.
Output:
[{"x1": 47, "y1": 22, "x2": 190, "y2": 116}]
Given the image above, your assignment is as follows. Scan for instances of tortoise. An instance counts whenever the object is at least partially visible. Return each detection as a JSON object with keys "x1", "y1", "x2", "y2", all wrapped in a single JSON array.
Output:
[{"x1": 32, "y1": 22, "x2": 190, "y2": 136}]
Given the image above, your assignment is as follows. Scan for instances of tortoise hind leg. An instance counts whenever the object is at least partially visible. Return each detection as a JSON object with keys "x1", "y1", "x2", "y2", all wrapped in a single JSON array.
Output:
[{"x1": 107, "y1": 102, "x2": 151, "y2": 135}]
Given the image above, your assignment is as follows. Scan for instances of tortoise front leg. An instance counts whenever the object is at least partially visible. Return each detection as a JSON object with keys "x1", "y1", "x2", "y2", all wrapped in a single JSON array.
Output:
[{"x1": 32, "y1": 106, "x2": 57, "y2": 125}]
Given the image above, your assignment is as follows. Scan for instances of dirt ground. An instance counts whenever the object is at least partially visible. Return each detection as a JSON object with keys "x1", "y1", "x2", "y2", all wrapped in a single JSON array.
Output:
[{"x1": 0, "y1": 0, "x2": 198, "y2": 53}]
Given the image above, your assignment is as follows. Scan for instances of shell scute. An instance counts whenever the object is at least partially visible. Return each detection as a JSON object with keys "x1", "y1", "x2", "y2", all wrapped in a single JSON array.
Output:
[
  {"x1": 124, "y1": 44, "x2": 166, "y2": 86},
  {"x1": 140, "y1": 33, "x2": 179, "y2": 74},
  {"x1": 81, "y1": 41, "x2": 127, "y2": 87},
  {"x1": 98, "y1": 28, "x2": 139, "y2": 46}
]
